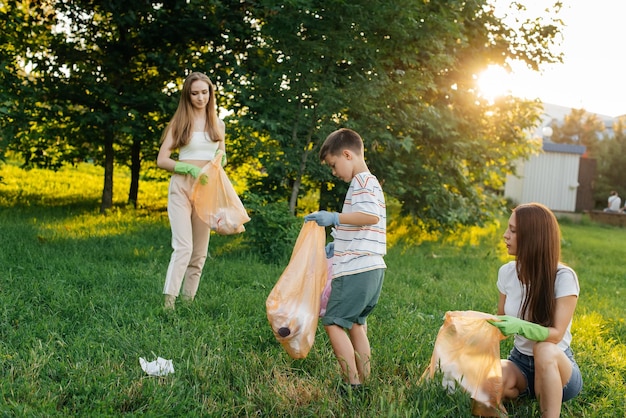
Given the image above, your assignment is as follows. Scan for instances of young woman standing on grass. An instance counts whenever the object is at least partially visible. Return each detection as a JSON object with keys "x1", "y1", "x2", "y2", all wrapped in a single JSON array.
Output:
[
  {"x1": 489, "y1": 203, "x2": 582, "y2": 418},
  {"x1": 157, "y1": 72, "x2": 226, "y2": 310}
]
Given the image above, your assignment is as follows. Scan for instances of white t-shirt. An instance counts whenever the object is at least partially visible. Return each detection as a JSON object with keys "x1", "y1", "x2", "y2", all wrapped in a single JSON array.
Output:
[
  {"x1": 497, "y1": 261, "x2": 580, "y2": 356},
  {"x1": 608, "y1": 195, "x2": 621, "y2": 211},
  {"x1": 332, "y1": 171, "x2": 386, "y2": 278}
]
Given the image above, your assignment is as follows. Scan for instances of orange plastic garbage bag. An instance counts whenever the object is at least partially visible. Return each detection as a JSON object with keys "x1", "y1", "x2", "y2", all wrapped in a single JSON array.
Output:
[
  {"x1": 319, "y1": 257, "x2": 333, "y2": 317},
  {"x1": 266, "y1": 221, "x2": 327, "y2": 359},
  {"x1": 422, "y1": 310, "x2": 507, "y2": 417},
  {"x1": 191, "y1": 151, "x2": 250, "y2": 235}
]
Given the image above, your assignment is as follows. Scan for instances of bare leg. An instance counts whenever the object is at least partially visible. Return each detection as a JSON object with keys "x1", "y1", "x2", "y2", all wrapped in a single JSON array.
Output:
[
  {"x1": 325, "y1": 325, "x2": 360, "y2": 384},
  {"x1": 533, "y1": 342, "x2": 573, "y2": 418},
  {"x1": 349, "y1": 324, "x2": 371, "y2": 382},
  {"x1": 500, "y1": 359, "x2": 527, "y2": 399}
]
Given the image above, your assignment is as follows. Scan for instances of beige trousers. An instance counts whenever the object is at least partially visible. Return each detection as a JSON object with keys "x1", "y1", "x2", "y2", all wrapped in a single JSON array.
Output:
[{"x1": 163, "y1": 173, "x2": 210, "y2": 298}]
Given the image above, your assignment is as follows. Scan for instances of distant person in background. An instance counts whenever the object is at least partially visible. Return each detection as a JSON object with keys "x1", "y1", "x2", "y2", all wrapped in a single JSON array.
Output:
[
  {"x1": 489, "y1": 203, "x2": 582, "y2": 418},
  {"x1": 603, "y1": 190, "x2": 621, "y2": 212},
  {"x1": 157, "y1": 72, "x2": 226, "y2": 310}
]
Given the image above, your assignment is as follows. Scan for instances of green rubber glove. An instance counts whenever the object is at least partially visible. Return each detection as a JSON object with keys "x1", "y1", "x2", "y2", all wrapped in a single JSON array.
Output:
[
  {"x1": 488, "y1": 315, "x2": 549, "y2": 341},
  {"x1": 198, "y1": 172, "x2": 209, "y2": 185},
  {"x1": 174, "y1": 162, "x2": 201, "y2": 179},
  {"x1": 214, "y1": 149, "x2": 226, "y2": 167}
]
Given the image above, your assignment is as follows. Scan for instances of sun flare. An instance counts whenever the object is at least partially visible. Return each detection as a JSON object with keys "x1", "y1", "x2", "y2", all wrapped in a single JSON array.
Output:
[{"x1": 476, "y1": 64, "x2": 513, "y2": 103}]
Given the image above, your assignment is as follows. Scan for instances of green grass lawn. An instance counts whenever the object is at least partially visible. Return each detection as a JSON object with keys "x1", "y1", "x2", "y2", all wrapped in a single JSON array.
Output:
[{"x1": 0, "y1": 162, "x2": 624, "y2": 417}]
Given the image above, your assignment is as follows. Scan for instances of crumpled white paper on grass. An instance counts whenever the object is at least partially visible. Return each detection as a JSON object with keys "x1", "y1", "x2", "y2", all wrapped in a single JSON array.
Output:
[{"x1": 139, "y1": 357, "x2": 174, "y2": 377}]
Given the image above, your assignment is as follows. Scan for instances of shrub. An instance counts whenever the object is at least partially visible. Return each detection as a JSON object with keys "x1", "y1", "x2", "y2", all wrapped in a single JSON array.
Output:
[{"x1": 241, "y1": 192, "x2": 302, "y2": 264}]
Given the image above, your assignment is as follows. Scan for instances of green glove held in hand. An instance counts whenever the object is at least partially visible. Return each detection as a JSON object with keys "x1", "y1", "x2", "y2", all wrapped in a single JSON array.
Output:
[
  {"x1": 174, "y1": 162, "x2": 201, "y2": 179},
  {"x1": 214, "y1": 149, "x2": 227, "y2": 167},
  {"x1": 488, "y1": 315, "x2": 549, "y2": 341}
]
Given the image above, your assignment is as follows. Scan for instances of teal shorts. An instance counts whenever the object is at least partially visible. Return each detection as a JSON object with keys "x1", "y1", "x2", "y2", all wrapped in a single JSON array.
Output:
[{"x1": 321, "y1": 268, "x2": 385, "y2": 329}]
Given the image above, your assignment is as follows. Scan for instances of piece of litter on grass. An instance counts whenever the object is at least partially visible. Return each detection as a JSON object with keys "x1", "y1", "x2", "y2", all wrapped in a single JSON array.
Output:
[{"x1": 139, "y1": 357, "x2": 174, "y2": 376}]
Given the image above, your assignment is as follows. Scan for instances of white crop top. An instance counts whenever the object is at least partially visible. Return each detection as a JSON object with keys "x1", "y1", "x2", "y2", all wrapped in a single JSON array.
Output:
[{"x1": 178, "y1": 132, "x2": 220, "y2": 160}]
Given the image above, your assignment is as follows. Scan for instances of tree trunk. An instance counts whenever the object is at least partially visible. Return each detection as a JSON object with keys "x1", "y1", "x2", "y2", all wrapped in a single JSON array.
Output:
[
  {"x1": 289, "y1": 113, "x2": 319, "y2": 215},
  {"x1": 100, "y1": 131, "x2": 114, "y2": 214},
  {"x1": 128, "y1": 138, "x2": 141, "y2": 208},
  {"x1": 289, "y1": 148, "x2": 310, "y2": 215},
  {"x1": 319, "y1": 180, "x2": 348, "y2": 212}
]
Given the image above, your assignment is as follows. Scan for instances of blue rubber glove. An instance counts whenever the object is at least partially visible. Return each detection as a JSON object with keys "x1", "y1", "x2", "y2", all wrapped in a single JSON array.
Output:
[
  {"x1": 304, "y1": 211, "x2": 340, "y2": 227},
  {"x1": 325, "y1": 242, "x2": 335, "y2": 258},
  {"x1": 174, "y1": 162, "x2": 201, "y2": 179},
  {"x1": 488, "y1": 315, "x2": 549, "y2": 341}
]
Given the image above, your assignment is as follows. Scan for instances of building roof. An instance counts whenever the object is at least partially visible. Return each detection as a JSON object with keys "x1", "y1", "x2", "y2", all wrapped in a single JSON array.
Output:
[{"x1": 542, "y1": 142, "x2": 586, "y2": 155}]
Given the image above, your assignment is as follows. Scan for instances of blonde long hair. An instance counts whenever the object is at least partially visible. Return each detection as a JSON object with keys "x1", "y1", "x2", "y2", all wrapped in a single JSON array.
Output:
[{"x1": 161, "y1": 72, "x2": 223, "y2": 149}]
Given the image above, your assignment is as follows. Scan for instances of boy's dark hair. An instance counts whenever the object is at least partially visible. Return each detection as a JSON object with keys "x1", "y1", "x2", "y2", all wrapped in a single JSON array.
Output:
[{"x1": 319, "y1": 128, "x2": 364, "y2": 161}]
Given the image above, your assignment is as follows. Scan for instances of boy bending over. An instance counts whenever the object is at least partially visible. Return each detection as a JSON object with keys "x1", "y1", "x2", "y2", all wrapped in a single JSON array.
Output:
[{"x1": 305, "y1": 128, "x2": 387, "y2": 392}]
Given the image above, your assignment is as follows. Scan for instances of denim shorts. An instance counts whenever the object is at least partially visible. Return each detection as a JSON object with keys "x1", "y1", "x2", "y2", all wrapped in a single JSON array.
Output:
[{"x1": 508, "y1": 346, "x2": 583, "y2": 401}]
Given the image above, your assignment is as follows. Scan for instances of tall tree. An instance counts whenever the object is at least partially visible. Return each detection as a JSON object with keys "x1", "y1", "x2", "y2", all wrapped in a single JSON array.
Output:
[
  {"x1": 549, "y1": 108, "x2": 604, "y2": 157},
  {"x1": 338, "y1": 0, "x2": 551, "y2": 226},
  {"x1": 594, "y1": 117, "x2": 626, "y2": 204},
  {"x1": 3, "y1": 1, "x2": 253, "y2": 211},
  {"x1": 3, "y1": 0, "x2": 565, "y2": 229},
  {"x1": 232, "y1": 0, "x2": 562, "y2": 228},
  {"x1": 230, "y1": 1, "x2": 375, "y2": 214},
  {"x1": 0, "y1": 1, "x2": 61, "y2": 169}
]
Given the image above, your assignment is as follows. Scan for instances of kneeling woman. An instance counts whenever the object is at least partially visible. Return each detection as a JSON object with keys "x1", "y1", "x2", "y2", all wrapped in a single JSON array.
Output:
[{"x1": 490, "y1": 203, "x2": 582, "y2": 418}]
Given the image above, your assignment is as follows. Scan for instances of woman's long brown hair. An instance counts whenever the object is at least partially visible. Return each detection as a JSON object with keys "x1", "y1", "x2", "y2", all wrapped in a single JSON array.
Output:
[
  {"x1": 514, "y1": 203, "x2": 561, "y2": 326},
  {"x1": 161, "y1": 72, "x2": 223, "y2": 148}
]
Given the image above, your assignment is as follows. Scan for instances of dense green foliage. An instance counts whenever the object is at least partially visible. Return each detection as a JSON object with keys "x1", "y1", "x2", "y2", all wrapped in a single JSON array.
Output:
[
  {"x1": 229, "y1": 0, "x2": 560, "y2": 227},
  {"x1": 594, "y1": 117, "x2": 626, "y2": 205},
  {"x1": 240, "y1": 192, "x2": 303, "y2": 265},
  {"x1": 1, "y1": 1, "x2": 565, "y2": 229},
  {"x1": 0, "y1": 0, "x2": 255, "y2": 212},
  {"x1": 1, "y1": 161, "x2": 624, "y2": 417},
  {"x1": 549, "y1": 108, "x2": 604, "y2": 157}
]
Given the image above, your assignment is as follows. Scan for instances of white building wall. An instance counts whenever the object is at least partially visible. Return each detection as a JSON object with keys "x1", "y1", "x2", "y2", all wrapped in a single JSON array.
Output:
[
  {"x1": 504, "y1": 160, "x2": 525, "y2": 204},
  {"x1": 505, "y1": 152, "x2": 581, "y2": 212}
]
